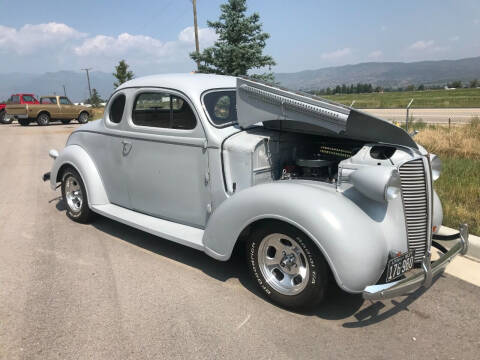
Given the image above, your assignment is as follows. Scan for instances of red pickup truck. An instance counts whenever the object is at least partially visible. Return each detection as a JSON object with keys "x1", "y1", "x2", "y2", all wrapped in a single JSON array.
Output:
[{"x1": 0, "y1": 94, "x2": 39, "y2": 124}]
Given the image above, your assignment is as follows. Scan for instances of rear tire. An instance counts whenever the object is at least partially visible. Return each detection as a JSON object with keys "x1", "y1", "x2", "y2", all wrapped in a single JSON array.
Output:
[
  {"x1": 61, "y1": 167, "x2": 93, "y2": 223},
  {"x1": 78, "y1": 112, "x2": 89, "y2": 124},
  {"x1": 0, "y1": 110, "x2": 12, "y2": 124},
  {"x1": 37, "y1": 112, "x2": 50, "y2": 126},
  {"x1": 18, "y1": 118, "x2": 30, "y2": 126},
  {"x1": 246, "y1": 221, "x2": 329, "y2": 310}
]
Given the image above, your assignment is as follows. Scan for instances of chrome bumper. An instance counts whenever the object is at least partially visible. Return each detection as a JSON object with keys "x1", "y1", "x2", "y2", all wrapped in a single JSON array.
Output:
[
  {"x1": 363, "y1": 224, "x2": 469, "y2": 300},
  {"x1": 11, "y1": 114, "x2": 28, "y2": 119}
]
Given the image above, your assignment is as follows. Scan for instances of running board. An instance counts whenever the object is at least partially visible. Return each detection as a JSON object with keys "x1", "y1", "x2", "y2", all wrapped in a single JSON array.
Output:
[{"x1": 91, "y1": 204, "x2": 205, "y2": 251}]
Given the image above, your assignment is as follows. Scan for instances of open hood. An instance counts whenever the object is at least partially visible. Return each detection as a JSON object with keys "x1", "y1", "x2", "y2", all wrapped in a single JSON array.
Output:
[{"x1": 236, "y1": 78, "x2": 417, "y2": 149}]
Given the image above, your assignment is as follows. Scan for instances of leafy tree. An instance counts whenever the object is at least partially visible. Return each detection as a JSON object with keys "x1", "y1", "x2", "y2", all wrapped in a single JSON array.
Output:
[
  {"x1": 417, "y1": 84, "x2": 425, "y2": 91},
  {"x1": 447, "y1": 80, "x2": 462, "y2": 88},
  {"x1": 87, "y1": 88, "x2": 103, "y2": 107},
  {"x1": 190, "y1": 0, "x2": 276, "y2": 82},
  {"x1": 470, "y1": 79, "x2": 478, "y2": 88},
  {"x1": 113, "y1": 60, "x2": 134, "y2": 88}
]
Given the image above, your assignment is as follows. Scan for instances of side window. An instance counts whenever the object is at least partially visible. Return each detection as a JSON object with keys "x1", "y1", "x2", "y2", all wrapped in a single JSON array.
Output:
[
  {"x1": 109, "y1": 94, "x2": 126, "y2": 124},
  {"x1": 203, "y1": 90, "x2": 237, "y2": 126},
  {"x1": 22, "y1": 95, "x2": 34, "y2": 102},
  {"x1": 11, "y1": 95, "x2": 20, "y2": 104},
  {"x1": 132, "y1": 92, "x2": 196, "y2": 130},
  {"x1": 59, "y1": 97, "x2": 71, "y2": 105}
]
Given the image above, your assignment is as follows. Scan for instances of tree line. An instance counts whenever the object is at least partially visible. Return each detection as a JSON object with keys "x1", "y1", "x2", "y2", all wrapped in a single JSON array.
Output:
[{"x1": 310, "y1": 79, "x2": 480, "y2": 96}]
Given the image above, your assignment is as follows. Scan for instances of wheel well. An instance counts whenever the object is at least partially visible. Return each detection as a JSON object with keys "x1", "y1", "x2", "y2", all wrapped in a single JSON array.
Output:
[
  {"x1": 234, "y1": 218, "x2": 334, "y2": 279},
  {"x1": 56, "y1": 164, "x2": 75, "y2": 182},
  {"x1": 37, "y1": 111, "x2": 50, "y2": 119}
]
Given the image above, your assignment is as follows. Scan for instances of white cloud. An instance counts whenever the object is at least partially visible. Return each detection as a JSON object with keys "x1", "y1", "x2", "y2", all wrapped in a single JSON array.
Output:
[
  {"x1": 380, "y1": 25, "x2": 387, "y2": 32},
  {"x1": 449, "y1": 35, "x2": 460, "y2": 42},
  {"x1": 321, "y1": 48, "x2": 351, "y2": 60},
  {"x1": 0, "y1": 22, "x2": 217, "y2": 73},
  {"x1": 0, "y1": 22, "x2": 85, "y2": 55},
  {"x1": 408, "y1": 40, "x2": 435, "y2": 50},
  {"x1": 74, "y1": 26, "x2": 217, "y2": 66},
  {"x1": 368, "y1": 50, "x2": 383, "y2": 59}
]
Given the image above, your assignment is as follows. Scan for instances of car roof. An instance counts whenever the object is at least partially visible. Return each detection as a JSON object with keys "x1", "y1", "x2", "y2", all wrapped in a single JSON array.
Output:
[{"x1": 116, "y1": 73, "x2": 237, "y2": 98}]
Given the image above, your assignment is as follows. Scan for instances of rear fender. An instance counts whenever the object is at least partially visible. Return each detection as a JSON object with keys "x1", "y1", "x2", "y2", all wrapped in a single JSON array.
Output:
[
  {"x1": 50, "y1": 145, "x2": 108, "y2": 206},
  {"x1": 203, "y1": 181, "x2": 388, "y2": 293}
]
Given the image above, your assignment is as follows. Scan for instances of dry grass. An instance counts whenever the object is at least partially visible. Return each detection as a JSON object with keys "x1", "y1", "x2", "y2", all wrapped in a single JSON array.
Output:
[
  {"x1": 416, "y1": 117, "x2": 480, "y2": 160},
  {"x1": 415, "y1": 117, "x2": 480, "y2": 235},
  {"x1": 90, "y1": 107, "x2": 105, "y2": 119}
]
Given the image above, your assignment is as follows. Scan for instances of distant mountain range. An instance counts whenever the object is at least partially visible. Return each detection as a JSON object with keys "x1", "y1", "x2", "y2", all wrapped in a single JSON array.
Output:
[
  {"x1": 1, "y1": 56, "x2": 479, "y2": 102},
  {"x1": 275, "y1": 56, "x2": 480, "y2": 90}
]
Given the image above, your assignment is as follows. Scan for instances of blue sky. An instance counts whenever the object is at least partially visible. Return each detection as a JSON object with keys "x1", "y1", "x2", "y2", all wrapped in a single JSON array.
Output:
[{"x1": 1, "y1": 0, "x2": 479, "y2": 74}]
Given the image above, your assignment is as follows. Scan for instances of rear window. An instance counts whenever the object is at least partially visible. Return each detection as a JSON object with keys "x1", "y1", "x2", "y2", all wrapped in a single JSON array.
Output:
[
  {"x1": 109, "y1": 94, "x2": 126, "y2": 124},
  {"x1": 203, "y1": 90, "x2": 237, "y2": 126},
  {"x1": 40, "y1": 97, "x2": 57, "y2": 104},
  {"x1": 10, "y1": 95, "x2": 20, "y2": 104}
]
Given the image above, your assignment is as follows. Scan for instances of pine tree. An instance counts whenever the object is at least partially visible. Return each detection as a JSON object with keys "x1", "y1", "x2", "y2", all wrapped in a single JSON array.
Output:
[
  {"x1": 190, "y1": 0, "x2": 276, "y2": 82},
  {"x1": 113, "y1": 60, "x2": 134, "y2": 88},
  {"x1": 88, "y1": 88, "x2": 103, "y2": 107}
]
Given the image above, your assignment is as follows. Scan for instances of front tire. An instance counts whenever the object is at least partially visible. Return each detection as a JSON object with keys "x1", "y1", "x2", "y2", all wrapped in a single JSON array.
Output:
[
  {"x1": 78, "y1": 112, "x2": 89, "y2": 124},
  {"x1": 37, "y1": 112, "x2": 50, "y2": 126},
  {"x1": 246, "y1": 222, "x2": 329, "y2": 310},
  {"x1": 61, "y1": 167, "x2": 92, "y2": 223}
]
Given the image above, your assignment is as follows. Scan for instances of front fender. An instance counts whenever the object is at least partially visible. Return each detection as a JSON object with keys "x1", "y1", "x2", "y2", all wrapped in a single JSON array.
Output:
[
  {"x1": 203, "y1": 181, "x2": 388, "y2": 293},
  {"x1": 50, "y1": 145, "x2": 109, "y2": 206}
]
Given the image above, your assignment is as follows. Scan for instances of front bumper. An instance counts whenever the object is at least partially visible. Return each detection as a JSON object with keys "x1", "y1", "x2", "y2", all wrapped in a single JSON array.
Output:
[{"x1": 363, "y1": 224, "x2": 469, "y2": 300}]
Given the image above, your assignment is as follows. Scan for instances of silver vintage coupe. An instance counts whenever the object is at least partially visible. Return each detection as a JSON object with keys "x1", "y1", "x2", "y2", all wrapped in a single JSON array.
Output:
[{"x1": 44, "y1": 74, "x2": 469, "y2": 309}]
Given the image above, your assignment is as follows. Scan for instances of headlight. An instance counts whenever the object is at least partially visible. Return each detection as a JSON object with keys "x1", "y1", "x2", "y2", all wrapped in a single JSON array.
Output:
[
  {"x1": 430, "y1": 154, "x2": 442, "y2": 181},
  {"x1": 350, "y1": 166, "x2": 401, "y2": 203},
  {"x1": 385, "y1": 170, "x2": 402, "y2": 201}
]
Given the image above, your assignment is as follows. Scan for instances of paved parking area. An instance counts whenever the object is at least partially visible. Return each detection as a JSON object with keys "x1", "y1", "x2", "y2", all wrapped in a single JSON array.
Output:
[{"x1": 1, "y1": 123, "x2": 479, "y2": 359}]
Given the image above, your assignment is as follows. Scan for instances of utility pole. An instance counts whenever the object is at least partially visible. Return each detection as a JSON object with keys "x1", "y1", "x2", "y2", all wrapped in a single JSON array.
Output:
[
  {"x1": 192, "y1": 0, "x2": 200, "y2": 71},
  {"x1": 81, "y1": 68, "x2": 93, "y2": 99},
  {"x1": 62, "y1": 85, "x2": 67, "y2": 97}
]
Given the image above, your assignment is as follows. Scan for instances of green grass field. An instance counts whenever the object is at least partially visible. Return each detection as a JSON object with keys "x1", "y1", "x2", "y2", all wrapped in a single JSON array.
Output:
[{"x1": 322, "y1": 88, "x2": 480, "y2": 109}]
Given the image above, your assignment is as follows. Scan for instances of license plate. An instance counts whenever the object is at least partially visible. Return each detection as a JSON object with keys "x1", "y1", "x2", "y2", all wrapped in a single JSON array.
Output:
[{"x1": 386, "y1": 251, "x2": 415, "y2": 282}]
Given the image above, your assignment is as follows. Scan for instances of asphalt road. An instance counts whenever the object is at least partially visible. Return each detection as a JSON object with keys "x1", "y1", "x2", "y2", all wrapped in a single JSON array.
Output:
[
  {"x1": 360, "y1": 108, "x2": 480, "y2": 123},
  {"x1": 1, "y1": 123, "x2": 479, "y2": 360}
]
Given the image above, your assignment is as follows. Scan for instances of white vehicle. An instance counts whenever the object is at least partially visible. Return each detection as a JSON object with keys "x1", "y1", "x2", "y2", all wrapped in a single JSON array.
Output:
[{"x1": 44, "y1": 74, "x2": 469, "y2": 309}]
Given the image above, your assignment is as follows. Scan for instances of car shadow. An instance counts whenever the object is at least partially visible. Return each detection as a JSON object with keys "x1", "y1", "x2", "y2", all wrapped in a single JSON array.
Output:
[
  {"x1": 342, "y1": 274, "x2": 442, "y2": 328},
  {"x1": 52, "y1": 198, "x2": 430, "y2": 324}
]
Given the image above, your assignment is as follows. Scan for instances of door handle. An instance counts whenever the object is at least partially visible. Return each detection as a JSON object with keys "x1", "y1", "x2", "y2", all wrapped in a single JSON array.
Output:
[{"x1": 121, "y1": 140, "x2": 132, "y2": 155}]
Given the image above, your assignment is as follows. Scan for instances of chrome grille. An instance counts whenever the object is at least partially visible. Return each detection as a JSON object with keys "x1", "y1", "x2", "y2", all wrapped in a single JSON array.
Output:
[{"x1": 399, "y1": 158, "x2": 429, "y2": 262}]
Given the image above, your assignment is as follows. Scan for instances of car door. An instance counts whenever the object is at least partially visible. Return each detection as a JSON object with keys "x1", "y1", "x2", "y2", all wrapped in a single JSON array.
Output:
[
  {"x1": 123, "y1": 88, "x2": 210, "y2": 228},
  {"x1": 58, "y1": 96, "x2": 75, "y2": 118},
  {"x1": 90, "y1": 92, "x2": 131, "y2": 208}
]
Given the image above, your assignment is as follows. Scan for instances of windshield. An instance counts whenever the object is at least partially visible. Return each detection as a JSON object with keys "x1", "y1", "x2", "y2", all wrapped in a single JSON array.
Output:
[{"x1": 203, "y1": 90, "x2": 237, "y2": 126}]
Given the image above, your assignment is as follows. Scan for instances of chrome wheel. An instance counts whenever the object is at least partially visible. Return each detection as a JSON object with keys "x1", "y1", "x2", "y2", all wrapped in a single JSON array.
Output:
[
  {"x1": 258, "y1": 233, "x2": 310, "y2": 296},
  {"x1": 78, "y1": 112, "x2": 88, "y2": 123},
  {"x1": 37, "y1": 113, "x2": 50, "y2": 125},
  {"x1": 65, "y1": 176, "x2": 83, "y2": 212}
]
